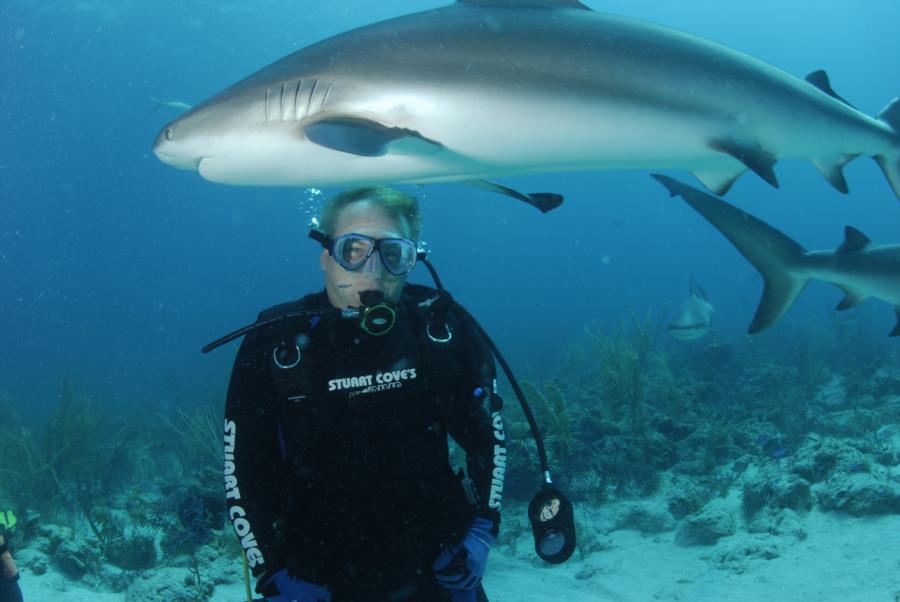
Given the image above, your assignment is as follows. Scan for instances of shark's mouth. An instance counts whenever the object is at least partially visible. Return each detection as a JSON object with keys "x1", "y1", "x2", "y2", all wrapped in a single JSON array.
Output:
[
  {"x1": 668, "y1": 323, "x2": 707, "y2": 331},
  {"x1": 154, "y1": 150, "x2": 203, "y2": 172}
]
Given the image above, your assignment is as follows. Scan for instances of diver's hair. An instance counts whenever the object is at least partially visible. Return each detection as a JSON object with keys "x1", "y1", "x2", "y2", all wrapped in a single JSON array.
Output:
[{"x1": 319, "y1": 187, "x2": 422, "y2": 241}]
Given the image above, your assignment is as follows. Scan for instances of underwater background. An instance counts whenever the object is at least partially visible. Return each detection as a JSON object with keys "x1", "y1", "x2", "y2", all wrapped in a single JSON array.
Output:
[{"x1": 2, "y1": 1, "x2": 900, "y2": 601}]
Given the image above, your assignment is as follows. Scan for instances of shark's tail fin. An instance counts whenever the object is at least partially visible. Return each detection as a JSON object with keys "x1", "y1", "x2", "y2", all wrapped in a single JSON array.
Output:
[
  {"x1": 876, "y1": 97, "x2": 900, "y2": 199},
  {"x1": 652, "y1": 174, "x2": 810, "y2": 334}
]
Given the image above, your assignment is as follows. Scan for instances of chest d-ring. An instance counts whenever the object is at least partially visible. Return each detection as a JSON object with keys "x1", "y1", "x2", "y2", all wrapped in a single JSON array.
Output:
[
  {"x1": 426, "y1": 323, "x2": 453, "y2": 343},
  {"x1": 273, "y1": 343, "x2": 302, "y2": 369}
]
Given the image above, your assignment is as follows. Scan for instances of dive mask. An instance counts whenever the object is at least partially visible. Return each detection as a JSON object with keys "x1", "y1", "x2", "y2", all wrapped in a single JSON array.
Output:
[{"x1": 310, "y1": 230, "x2": 417, "y2": 276}]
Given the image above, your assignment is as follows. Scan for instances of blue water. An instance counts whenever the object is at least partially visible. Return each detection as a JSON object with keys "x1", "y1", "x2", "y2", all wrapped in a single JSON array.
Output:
[{"x1": 2, "y1": 0, "x2": 899, "y2": 422}]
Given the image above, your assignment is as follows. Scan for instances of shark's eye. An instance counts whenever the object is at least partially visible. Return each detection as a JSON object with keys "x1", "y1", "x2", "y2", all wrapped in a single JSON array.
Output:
[{"x1": 164, "y1": 128, "x2": 174, "y2": 141}]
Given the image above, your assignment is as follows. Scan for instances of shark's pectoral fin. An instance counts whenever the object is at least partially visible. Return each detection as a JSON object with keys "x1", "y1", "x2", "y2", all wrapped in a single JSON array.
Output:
[
  {"x1": 467, "y1": 180, "x2": 564, "y2": 213},
  {"x1": 804, "y1": 70, "x2": 857, "y2": 109},
  {"x1": 835, "y1": 286, "x2": 868, "y2": 310},
  {"x1": 749, "y1": 273, "x2": 809, "y2": 334},
  {"x1": 304, "y1": 118, "x2": 444, "y2": 157},
  {"x1": 691, "y1": 164, "x2": 747, "y2": 196},
  {"x1": 812, "y1": 154, "x2": 858, "y2": 194},
  {"x1": 710, "y1": 138, "x2": 779, "y2": 189}
]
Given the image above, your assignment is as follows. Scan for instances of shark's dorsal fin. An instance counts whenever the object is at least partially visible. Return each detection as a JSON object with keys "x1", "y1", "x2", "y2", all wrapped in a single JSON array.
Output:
[
  {"x1": 837, "y1": 226, "x2": 872, "y2": 253},
  {"x1": 696, "y1": 282, "x2": 709, "y2": 302},
  {"x1": 455, "y1": 0, "x2": 593, "y2": 10},
  {"x1": 804, "y1": 70, "x2": 856, "y2": 109},
  {"x1": 689, "y1": 274, "x2": 709, "y2": 302}
]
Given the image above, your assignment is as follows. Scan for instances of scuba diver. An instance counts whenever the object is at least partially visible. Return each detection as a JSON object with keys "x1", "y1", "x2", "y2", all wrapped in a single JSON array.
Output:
[
  {"x1": 211, "y1": 186, "x2": 575, "y2": 602},
  {"x1": 0, "y1": 510, "x2": 23, "y2": 602},
  {"x1": 222, "y1": 187, "x2": 503, "y2": 602}
]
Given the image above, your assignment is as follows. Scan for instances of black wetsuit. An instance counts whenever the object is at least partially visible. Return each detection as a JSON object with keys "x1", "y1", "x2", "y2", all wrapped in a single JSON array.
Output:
[
  {"x1": 0, "y1": 575, "x2": 22, "y2": 602},
  {"x1": 224, "y1": 285, "x2": 505, "y2": 602}
]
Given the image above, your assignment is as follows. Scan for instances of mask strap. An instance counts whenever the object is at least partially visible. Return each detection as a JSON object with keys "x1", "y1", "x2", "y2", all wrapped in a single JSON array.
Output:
[{"x1": 308, "y1": 229, "x2": 331, "y2": 251}]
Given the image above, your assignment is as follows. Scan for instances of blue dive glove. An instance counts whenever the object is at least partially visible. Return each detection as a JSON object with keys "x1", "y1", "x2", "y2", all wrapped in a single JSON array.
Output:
[
  {"x1": 433, "y1": 517, "x2": 496, "y2": 591},
  {"x1": 259, "y1": 568, "x2": 331, "y2": 602}
]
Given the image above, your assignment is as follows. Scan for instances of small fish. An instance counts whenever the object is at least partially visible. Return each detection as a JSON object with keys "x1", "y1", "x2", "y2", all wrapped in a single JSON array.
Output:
[{"x1": 151, "y1": 96, "x2": 193, "y2": 112}]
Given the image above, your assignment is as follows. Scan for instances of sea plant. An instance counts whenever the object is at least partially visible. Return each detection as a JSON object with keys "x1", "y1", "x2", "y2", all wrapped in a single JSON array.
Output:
[
  {"x1": 46, "y1": 379, "x2": 101, "y2": 481},
  {"x1": 521, "y1": 380, "x2": 575, "y2": 476},
  {"x1": 0, "y1": 423, "x2": 62, "y2": 512},
  {"x1": 574, "y1": 510, "x2": 600, "y2": 561},
  {"x1": 584, "y1": 309, "x2": 666, "y2": 434},
  {"x1": 159, "y1": 405, "x2": 224, "y2": 491}
]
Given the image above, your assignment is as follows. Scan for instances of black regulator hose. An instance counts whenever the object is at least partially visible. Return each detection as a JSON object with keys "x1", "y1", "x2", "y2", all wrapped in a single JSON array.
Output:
[
  {"x1": 419, "y1": 258, "x2": 575, "y2": 565},
  {"x1": 419, "y1": 258, "x2": 551, "y2": 483}
]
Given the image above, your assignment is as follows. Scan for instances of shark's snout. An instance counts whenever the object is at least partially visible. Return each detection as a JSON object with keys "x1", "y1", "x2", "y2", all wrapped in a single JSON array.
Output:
[{"x1": 152, "y1": 123, "x2": 202, "y2": 171}]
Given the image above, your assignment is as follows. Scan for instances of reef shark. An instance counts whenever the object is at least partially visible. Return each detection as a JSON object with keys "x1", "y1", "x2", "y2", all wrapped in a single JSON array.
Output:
[
  {"x1": 667, "y1": 277, "x2": 715, "y2": 341},
  {"x1": 152, "y1": 0, "x2": 900, "y2": 206},
  {"x1": 654, "y1": 174, "x2": 900, "y2": 337}
]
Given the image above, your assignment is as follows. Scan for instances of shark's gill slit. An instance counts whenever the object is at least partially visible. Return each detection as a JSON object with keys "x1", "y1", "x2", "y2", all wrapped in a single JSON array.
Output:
[
  {"x1": 307, "y1": 80, "x2": 319, "y2": 118},
  {"x1": 320, "y1": 82, "x2": 333, "y2": 111}
]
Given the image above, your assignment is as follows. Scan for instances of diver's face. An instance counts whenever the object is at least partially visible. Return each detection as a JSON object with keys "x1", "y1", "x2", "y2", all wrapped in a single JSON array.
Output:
[{"x1": 322, "y1": 202, "x2": 409, "y2": 309}]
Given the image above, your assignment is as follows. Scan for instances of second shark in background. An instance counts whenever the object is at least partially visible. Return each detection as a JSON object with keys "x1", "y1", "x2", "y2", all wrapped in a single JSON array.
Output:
[
  {"x1": 667, "y1": 276, "x2": 715, "y2": 341},
  {"x1": 654, "y1": 175, "x2": 900, "y2": 337}
]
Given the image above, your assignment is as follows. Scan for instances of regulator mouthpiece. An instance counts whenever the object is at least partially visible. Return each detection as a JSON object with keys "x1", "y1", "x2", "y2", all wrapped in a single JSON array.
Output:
[{"x1": 357, "y1": 290, "x2": 396, "y2": 336}]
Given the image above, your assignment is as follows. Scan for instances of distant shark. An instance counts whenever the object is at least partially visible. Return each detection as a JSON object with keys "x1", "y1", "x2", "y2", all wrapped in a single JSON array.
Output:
[
  {"x1": 654, "y1": 174, "x2": 900, "y2": 337},
  {"x1": 667, "y1": 277, "x2": 715, "y2": 341},
  {"x1": 153, "y1": 0, "x2": 900, "y2": 206}
]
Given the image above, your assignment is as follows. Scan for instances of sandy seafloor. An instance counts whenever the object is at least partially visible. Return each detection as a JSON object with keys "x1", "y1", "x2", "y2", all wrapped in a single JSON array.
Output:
[{"x1": 16, "y1": 509, "x2": 900, "y2": 602}]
